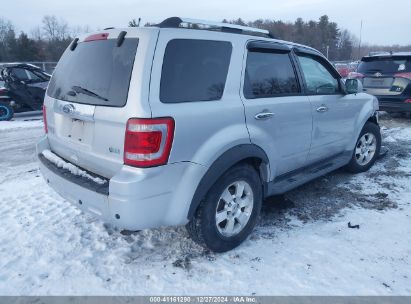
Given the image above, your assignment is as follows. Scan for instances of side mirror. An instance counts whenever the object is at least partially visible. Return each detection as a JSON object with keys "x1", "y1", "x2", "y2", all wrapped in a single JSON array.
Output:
[{"x1": 345, "y1": 78, "x2": 363, "y2": 94}]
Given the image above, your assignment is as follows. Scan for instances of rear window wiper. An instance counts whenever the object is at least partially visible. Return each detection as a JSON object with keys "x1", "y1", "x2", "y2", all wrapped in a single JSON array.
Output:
[{"x1": 69, "y1": 86, "x2": 108, "y2": 101}]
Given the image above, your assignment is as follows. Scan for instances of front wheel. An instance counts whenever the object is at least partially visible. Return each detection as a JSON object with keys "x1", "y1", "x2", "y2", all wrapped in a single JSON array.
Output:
[
  {"x1": 346, "y1": 122, "x2": 381, "y2": 173},
  {"x1": 186, "y1": 164, "x2": 262, "y2": 252},
  {"x1": 0, "y1": 103, "x2": 14, "y2": 121}
]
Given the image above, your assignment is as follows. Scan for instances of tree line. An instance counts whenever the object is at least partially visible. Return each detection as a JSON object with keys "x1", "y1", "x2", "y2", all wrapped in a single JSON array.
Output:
[
  {"x1": 1, "y1": 15, "x2": 410, "y2": 63},
  {"x1": 0, "y1": 16, "x2": 88, "y2": 62},
  {"x1": 222, "y1": 16, "x2": 411, "y2": 61}
]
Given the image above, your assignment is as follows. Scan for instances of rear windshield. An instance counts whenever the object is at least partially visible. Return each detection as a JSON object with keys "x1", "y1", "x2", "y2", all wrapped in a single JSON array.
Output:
[
  {"x1": 358, "y1": 56, "x2": 411, "y2": 75},
  {"x1": 47, "y1": 38, "x2": 138, "y2": 107}
]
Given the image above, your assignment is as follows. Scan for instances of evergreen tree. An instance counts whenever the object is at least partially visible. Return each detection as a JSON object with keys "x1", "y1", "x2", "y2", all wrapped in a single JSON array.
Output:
[{"x1": 15, "y1": 32, "x2": 40, "y2": 61}]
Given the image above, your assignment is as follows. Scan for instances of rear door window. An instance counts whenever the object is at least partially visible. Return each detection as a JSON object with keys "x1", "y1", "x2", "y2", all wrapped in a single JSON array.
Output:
[
  {"x1": 160, "y1": 39, "x2": 232, "y2": 103},
  {"x1": 244, "y1": 51, "x2": 300, "y2": 99},
  {"x1": 47, "y1": 38, "x2": 138, "y2": 107}
]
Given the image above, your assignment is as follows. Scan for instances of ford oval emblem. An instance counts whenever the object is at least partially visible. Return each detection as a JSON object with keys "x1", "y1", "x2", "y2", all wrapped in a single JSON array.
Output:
[{"x1": 63, "y1": 104, "x2": 75, "y2": 114}]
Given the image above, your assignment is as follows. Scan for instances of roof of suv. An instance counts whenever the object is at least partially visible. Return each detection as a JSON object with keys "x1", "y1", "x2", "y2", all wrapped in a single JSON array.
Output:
[
  {"x1": 82, "y1": 17, "x2": 324, "y2": 58},
  {"x1": 153, "y1": 17, "x2": 323, "y2": 56},
  {"x1": 362, "y1": 52, "x2": 411, "y2": 60}
]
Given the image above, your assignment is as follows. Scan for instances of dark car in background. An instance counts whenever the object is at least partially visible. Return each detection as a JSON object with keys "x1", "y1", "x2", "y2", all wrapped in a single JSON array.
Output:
[
  {"x1": 0, "y1": 63, "x2": 50, "y2": 120},
  {"x1": 349, "y1": 53, "x2": 411, "y2": 113}
]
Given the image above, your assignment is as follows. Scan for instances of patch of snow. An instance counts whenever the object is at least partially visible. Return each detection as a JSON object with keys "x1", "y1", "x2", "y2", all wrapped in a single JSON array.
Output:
[
  {"x1": 0, "y1": 119, "x2": 43, "y2": 131},
  {"x1": 41, "y1": 149, "x2": 106, "y2": 185},
  {"x1": 0, "y1": 115, "x2": 410, "y2": 295},
  {"x1": 381, "y1": 123, "x2": 411, "y2": 144},
  {"x1": 383, "y1": 135, "x2": 397, "y2": 143}
]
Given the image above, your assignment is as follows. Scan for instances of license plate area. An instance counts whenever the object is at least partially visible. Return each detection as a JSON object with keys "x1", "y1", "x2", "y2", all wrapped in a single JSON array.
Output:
[
  {"x1": 57, "y1": 116, "x2": 94, "y2": 145},
  {"x1": 363, "y1": 77, "x2": 394, "y2": 88}
]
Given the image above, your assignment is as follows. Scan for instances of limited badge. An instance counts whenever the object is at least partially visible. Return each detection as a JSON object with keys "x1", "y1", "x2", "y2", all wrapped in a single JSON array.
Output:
[{"x1": 109, "y1": 147, "x2": 120, "y2": 154}]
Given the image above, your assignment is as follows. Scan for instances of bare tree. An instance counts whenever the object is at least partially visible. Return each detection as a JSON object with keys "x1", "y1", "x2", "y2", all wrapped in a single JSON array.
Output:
[
  {"x1": 71, "y1": 25, "x2": 92, "y2": 37},
  {"x1": 0, "y1": 18, "x2": 14, "y2": 42},
  {"x1": 30, "y1": 26, "x2": 43, "y2": 41},
  {"x1": 42, "y1": 15, "x2": 69, "y2": 40}
]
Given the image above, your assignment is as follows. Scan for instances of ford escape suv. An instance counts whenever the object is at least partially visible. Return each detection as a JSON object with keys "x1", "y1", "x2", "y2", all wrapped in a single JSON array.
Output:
[
  {"x1": 349, "y1": 52, "x2": 411, "y2": 113},
  {"x1": 37, "y1": 17, "x2": 381, "y2": 252}
]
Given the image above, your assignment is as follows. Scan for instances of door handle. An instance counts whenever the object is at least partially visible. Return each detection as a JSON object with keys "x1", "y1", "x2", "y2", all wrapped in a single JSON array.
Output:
[
  {"x1": 316, "y1": 105, "x2": 329, "y2": 113},
  {"x1": 255, "y1": 111, "x2": 275, "y2": 120}
]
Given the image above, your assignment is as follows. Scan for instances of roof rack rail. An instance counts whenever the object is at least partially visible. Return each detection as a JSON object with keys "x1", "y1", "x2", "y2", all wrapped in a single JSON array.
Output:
[{"x1": 156, "y1": 17, "x2": 275, "y2": 38}]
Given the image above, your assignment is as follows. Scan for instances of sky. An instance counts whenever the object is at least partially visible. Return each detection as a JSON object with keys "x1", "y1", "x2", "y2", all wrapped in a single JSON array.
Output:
[{"x1": 2, "y1": 0, "x2": 410, "y2": 45}]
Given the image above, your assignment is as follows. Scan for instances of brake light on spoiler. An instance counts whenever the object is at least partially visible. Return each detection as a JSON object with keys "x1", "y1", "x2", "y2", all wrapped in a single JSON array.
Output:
[
  {"x1": 124, "y1": 118, "x2": 175, "y2": 167},
  {"x1": 84, "y1": 33, "x2": 109, "y2": 42}
]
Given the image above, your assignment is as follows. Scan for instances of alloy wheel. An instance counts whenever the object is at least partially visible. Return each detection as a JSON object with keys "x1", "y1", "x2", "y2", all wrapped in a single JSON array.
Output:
[
  {"x1": 355, "y1": 132, "x2": 377, "y2": 166},
  {"x1": 215, "y1": 180, "x2": 254, "y2": 237}
]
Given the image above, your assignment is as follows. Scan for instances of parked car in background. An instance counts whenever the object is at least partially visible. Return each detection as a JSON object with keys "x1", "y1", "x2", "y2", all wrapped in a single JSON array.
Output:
[
  {"x1": 349, "y1": 52, "x2": 411, "y2": 113},
  {"x1": 334, "y1": 62, "x2": 358, "y2": 78},
  {"x1": 0, "y1": 74, "x2": 14, "y2": 121},
  {"x1": 368, "y1": 51, "x2": 391, "y2": 57},
  {"x1": 335, "y1": 63, "x2": 350, "y2": 78},
  {"x1": 348, "y1": 61, "x2": 360, "y2": 73},
  {"x1": 37, "y1": 17, "x2": 380, "y2": 252},
  {"x1": 0, "y1": 63, "x2": 50, "y2": 120}
]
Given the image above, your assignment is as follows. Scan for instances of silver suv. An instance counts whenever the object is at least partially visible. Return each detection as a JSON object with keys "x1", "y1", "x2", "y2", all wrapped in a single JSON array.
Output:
[{"x1": 37, "y1": 17, "x2": 381, "y2": 252}]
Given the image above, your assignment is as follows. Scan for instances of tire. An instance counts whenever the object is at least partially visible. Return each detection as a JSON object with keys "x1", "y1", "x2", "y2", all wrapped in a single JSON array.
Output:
[
  {"x1": 186, "y1": 163, "x2": 262, "y2": 252},
  {"x1": 0, "y1": 103, "x2": 14, "y2": 121},
  {"x1": 346, "y1": 122, "x2": 381, "y2": 173}
]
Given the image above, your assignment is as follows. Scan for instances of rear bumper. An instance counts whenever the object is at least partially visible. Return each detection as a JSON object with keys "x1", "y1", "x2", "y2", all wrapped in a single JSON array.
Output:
[
  {"x1": 37, "y1": 136, "x2": 207, "y2": 231},
  {"x1": 375, "y1": 96, "x2": 411, "y2": 112}
]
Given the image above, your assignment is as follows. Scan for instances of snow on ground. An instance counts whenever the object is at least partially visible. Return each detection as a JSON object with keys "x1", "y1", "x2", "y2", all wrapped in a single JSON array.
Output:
[
  {"x1": 0, "y1": 119, "x2": 43, "y2": 131},
  {"x1": 0, "y1": 114, "x2": 410, "y2": 295}
]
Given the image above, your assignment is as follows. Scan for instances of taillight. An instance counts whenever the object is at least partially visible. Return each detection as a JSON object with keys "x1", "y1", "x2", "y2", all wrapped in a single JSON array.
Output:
[
  {"x1": 348, "y1": 72, "x2": 364, "y2": 79},
  {"x1": 124, "y1": 117, "x2": 175, "y2": 167},
  {"x1": 0, "y1": 87, "x2": 7, "y2": 93},
  {"x1": 42, "y1": 104, "x2": 48, "y2": 134},
  {"x1": 394, "y1": 73, "x2": 411, "y2": 80},
  {"x1": 404, "y1": 99, "x2": 411, "y2": 104}
]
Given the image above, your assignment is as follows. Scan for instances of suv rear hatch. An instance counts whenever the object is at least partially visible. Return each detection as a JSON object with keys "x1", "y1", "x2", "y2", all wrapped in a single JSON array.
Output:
[
  {"x1": 356, "y1": 55, "x2": 411, "y2": 96},
  {"x1": 44, "y1": 29, "x2": 157, "y2": 178}
]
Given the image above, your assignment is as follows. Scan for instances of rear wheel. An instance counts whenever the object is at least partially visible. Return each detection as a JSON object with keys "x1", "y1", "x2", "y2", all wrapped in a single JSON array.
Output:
[
  {"x1": 186, "y1": 164, "x2": 262, "y2": 252},
  {"x1": 0, "y1": 103, "x2": 14, "y2": 121},
  {"x1": 346, "y1": 122, "x2": 381, "y2": 173}
]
